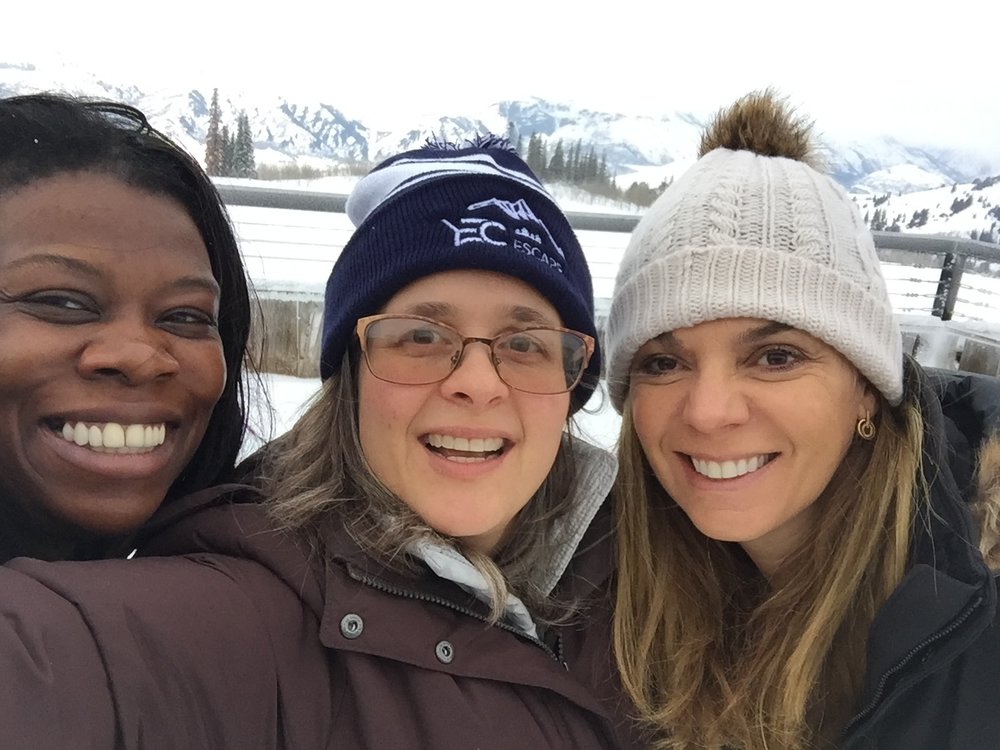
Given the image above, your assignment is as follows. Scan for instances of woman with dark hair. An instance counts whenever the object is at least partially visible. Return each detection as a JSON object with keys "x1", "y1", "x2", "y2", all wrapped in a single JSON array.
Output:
[
  {"x1": 0, "y1": 93, "x2": 253, "y2": 561},
  {"x1": 0, "y1": 137, "x2": 629, "y2": 749},
  {"x1": 605, "y1": 90, "x2": 1000, "y2": 749}
]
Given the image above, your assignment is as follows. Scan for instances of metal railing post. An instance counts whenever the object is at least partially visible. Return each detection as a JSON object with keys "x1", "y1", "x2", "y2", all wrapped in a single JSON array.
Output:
[{"x1": 932, "y1": 253, "x2": 966, "y2": 321}]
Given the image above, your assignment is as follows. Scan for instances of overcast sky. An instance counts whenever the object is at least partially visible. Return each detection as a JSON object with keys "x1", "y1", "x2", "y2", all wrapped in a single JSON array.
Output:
[{"x1": 5, "y1": 0, "x2": 999, "y2": 159}]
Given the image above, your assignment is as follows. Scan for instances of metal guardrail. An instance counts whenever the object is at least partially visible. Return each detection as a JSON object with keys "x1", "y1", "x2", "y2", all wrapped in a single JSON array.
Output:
[
  {"x1": 216, "y1": 183, "x2": 644, "y2": 234},
  {"x1": 871, "y1": 231, "x2": 1000, "y2": 321},
  {"x1": 218, "y1": 183, "x2": 349, "y2": 214}
]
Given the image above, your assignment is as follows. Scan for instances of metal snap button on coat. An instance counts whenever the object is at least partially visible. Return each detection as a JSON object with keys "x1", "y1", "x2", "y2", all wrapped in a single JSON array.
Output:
[
  {"x1": 435, "y1": 640, "x2": 454, "y2": 664},
  {"x1": 340, "y1": 613, "x2": 364, "y2": 639}
]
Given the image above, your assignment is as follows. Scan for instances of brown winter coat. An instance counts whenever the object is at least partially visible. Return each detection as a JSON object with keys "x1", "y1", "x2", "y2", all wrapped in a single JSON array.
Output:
[{"x1": 0, "y1": 480, "x2": 635, "y2": 748}]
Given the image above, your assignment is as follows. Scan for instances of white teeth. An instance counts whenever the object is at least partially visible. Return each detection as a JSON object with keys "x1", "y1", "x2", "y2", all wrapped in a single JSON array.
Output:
[
  {"x1": 691, "y1": 454, "x2": 772, "y2": 480},
  {"x1": 57, "y1": 421, "x2": 167, "y2": 453},
  {"x1": 426, "y1": 434, "x2": 504, "y2": 453},
  {"x1": 102, "y1": 423, "x2": 124, "y2": 449},
  {"x1": 124, "y1": 424, "x2": 146, "y2": 448}
]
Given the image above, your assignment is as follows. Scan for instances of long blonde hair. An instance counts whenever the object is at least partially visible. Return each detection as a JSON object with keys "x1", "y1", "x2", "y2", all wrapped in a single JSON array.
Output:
[
  {"x1": 258, "y1": 350, "x2": 582, "y2": 622},
  {"x1": 612, "y1": 375, "x2": 926, "y2": 749}
]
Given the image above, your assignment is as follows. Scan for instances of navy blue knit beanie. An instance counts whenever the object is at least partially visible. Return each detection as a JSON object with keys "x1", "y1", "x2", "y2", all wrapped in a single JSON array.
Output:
[{"x1": 320, "y1": 135, "x2": 599, "y2": 411}]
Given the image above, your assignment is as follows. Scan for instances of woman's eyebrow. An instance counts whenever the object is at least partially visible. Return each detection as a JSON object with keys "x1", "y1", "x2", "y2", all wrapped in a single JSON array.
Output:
[
  {"x1": 3, "y1": 254, "x2": 219, "y2": 296},
  {"x1": 395, "y1": 303, "x2": 556, "y2": 327},
  {"x1": 651, "y1": 322, "x2": 794, "y2": 354},
  {"x1": 167, "y1": 275, "x2": 221, "y2": 296},
  {"x1": 506, "y1": 306, "x2": 556, "y2": 326},
  {"x1": 1, "y1": 252, "x2": 101, "y2": 277},
  {"x1": 739, "y1": 321, "x2": 794, "y2": 344},
  {"x1": 400, "y1": 301, "x2": 455, "y2": 319}
]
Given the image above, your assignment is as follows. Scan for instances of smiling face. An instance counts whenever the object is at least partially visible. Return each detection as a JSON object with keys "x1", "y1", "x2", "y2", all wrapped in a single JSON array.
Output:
[
  {"x1": 357, "y1": 270, "x2": 571, "y2": 555},
  {"x1": 628, "y1": 317, "x2": 876, "y2": 575},
  {"x1": 0, "y1": 172, "x2": 226, "y2": 557}
]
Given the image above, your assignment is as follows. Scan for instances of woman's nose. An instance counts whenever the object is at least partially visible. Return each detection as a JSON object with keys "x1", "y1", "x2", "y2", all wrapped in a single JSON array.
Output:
[
  {"x1": 440, "y1": 341, "x2": 509, "y2": 405},
  {"x1": 681, "y1": 371, "x2": 750, "y2": 433},
  {"x1": 77, "y1": 325, "x2": 180, "y2": 384}
]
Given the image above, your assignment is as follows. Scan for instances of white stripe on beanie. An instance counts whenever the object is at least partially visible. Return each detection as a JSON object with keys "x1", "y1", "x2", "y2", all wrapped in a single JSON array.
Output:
[{"x1": 346, "y1": 152, "x2": 555, "y2": 227}]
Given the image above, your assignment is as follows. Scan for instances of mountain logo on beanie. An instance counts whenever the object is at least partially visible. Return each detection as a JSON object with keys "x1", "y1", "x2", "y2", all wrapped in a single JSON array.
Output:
[{"x1": 439, "y1": 197, "x2": 566, "y2": 272}]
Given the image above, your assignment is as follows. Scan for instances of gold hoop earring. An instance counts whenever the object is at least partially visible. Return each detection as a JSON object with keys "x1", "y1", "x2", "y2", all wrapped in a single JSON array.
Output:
[{"x1": 856, "y1": 411, "x2": 876, "y2": 441}]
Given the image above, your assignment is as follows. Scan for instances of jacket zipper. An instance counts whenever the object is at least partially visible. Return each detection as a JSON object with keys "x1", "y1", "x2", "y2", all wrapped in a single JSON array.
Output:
[
  {"x1": 349, "y1": 569, "x2": 565, "y2": 664},
  {"x1": 843, "y1": 593, "x2": 984, "y2": 736}
]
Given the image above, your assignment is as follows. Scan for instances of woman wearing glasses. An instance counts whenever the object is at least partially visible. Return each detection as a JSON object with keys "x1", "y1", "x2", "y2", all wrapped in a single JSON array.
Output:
[
  {"x1": 0, "y1": 138, "x2": 630, "y2": 749},
  {"x1": 245, "y1": 136, "x2": 623, "y2": 748}
]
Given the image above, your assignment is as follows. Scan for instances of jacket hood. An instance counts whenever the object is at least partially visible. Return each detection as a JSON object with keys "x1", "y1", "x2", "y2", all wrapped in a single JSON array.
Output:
[
  {"x1": 926, "y1": 368, "x2": 1000, "y2": 499},
  {"x1": 910, "y1": 363, "x2": 995, "y2": 585},
  {"x1": 925, "y1": 365, "x2": 1000, "y2": 574}
]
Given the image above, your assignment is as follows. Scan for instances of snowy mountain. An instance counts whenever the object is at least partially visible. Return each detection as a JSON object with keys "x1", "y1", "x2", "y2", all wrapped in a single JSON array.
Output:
[
  {"x1": 854, "y1": 175, "x2": 1000, "y2": 243},
  {"x1": 2, "y1": 59, "x2": 998, "y2": 209}
]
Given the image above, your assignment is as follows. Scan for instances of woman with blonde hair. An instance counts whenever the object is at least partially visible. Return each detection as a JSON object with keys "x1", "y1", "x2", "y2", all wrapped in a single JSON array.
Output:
[{"x1": 604, "y1": 91, "x2": 1000, "y2": 749}]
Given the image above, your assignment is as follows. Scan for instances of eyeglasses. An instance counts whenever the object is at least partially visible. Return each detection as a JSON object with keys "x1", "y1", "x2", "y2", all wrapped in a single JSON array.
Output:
[{"x1": 355, "y1": 314, "x2": 595, "y2": 395}]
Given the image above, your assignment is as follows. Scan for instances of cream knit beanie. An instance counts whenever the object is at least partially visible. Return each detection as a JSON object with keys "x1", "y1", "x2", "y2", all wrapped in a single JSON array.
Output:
[{"x1": 605, "y1": 91, "x2": 903, "y2": 411}]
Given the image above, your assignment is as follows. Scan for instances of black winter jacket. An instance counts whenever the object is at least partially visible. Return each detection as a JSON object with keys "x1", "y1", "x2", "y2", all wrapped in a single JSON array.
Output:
[{"x1": 840, "y1": 365, "x2": 1000, "y2": 749}]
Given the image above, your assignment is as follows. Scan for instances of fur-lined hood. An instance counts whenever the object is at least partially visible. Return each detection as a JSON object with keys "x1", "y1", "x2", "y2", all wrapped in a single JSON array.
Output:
[{"x1": 973, "y1": 435, "x2": 1000, "y2": 571}]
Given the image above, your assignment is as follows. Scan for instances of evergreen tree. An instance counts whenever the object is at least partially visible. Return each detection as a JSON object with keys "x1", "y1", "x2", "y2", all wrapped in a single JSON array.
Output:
[
  {"x1": 505, "y1": 121, "x2": 518, "y2": 149},
  {"x1": 907, "y1": 208, "x2": 929, "y2": 228},
  {"x1": 624, "y1": 181, "x2": 658, "y2": 206},
  {"x1": 871, "y1": 208, "x2": 887, "y2": 231},
  {"x1": 204, "y1": 88, "x2": 224, "y2": 176},
  {"x1": 568, "y1": 140, "x2": 581, "y2": 183},
  {"x1": 233, "y1": 112, "x2": 257, "y2": 178},
  {"x1": 526, "y1": 133, "x2": 544, "y2": 174},
  {"x1": 220, "y1": 125, "x2": 235, "y2": 177},
  {"x1": 584, "y1": 147, "x2": 597, "y2": 183},
  {"x1": 950, "y1": 195, "x2": 973, "y2": 214},
  {"x1": 623, "y1": 177, "x2": 671, "y2": 207},
  {"x1": 548, "y1": 140, "x2": 565, "y2": 181}
]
